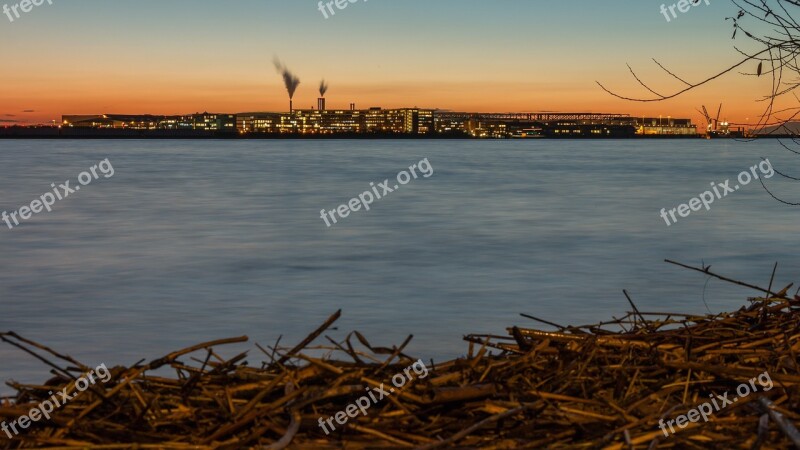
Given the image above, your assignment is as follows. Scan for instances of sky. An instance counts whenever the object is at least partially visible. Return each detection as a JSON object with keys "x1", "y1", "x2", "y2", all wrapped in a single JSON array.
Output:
[{"x1": 0, "y1": 0, "x2": 782, "y2": 126}]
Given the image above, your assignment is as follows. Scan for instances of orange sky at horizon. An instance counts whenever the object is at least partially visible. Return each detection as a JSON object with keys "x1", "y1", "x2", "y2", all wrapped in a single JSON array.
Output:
[{"x1": 1, "y1": 74, "x2": 781, "y2": 129}]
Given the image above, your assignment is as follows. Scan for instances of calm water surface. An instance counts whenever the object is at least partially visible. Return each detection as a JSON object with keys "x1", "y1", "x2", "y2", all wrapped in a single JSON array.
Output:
[{"x1": 1, "y1": 139, "x2": 798, "y2": 393}]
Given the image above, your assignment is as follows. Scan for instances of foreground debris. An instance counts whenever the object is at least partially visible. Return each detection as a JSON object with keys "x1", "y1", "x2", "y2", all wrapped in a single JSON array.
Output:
[{"x1": 2, "y1": 261, "x2": 800, "y2": 449}]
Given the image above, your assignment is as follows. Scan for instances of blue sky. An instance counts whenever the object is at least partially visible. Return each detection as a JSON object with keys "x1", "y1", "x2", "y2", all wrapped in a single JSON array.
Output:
[{"x1": 0, "y1": 1, "x2": 770, "y2": 123}]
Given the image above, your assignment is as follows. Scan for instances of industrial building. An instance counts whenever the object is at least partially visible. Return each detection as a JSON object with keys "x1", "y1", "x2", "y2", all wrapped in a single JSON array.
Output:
[
  {"x1": 635, "y1": 117, "x2": 697, "y2": 136},
  {"x1": 436, "y1": 112, "x2": 644, "y2": 138},
  {"x1": 236, "y1": 108, "x2": 434, "y2": 135},
  {"x1": 62, "y1": 109, "x2": 696, "y2": 138},
  {"x1": 62, "y1": 113, "x2": 236, "y2": 132}
]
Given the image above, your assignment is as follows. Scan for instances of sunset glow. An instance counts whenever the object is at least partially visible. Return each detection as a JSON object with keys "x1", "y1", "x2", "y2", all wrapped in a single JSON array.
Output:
[{"x1": 0, "y1": 1, "x2": 780, "y2": 126}]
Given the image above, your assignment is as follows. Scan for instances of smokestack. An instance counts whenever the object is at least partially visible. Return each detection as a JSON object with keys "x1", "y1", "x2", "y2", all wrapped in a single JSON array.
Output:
[
  {"x1": 350, "y1": 103, "x2": 356, "y2": 111},
  {"x1": 273, "y1": 57, "x2": 301, "y2": 113},
  {"x1": 318, "y1": 80, "x2": 328, "y2": 111}
]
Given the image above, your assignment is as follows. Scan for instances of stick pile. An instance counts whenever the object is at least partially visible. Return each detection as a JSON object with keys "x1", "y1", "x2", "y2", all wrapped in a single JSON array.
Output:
[{"x1": 2, "y1": 261, "x2": 800, "y2": 449}]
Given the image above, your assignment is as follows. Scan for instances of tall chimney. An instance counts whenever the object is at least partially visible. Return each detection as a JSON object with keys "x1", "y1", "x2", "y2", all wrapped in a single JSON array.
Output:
[
  {"x1": 350, "y1": 103, "x2": 356, "y2": 111},
  {"x1": 318, "y1": 98, "x2": 326, "y2": 111}
]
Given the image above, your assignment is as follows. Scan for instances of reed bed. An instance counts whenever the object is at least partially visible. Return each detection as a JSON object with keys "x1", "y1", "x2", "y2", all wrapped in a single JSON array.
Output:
[{"x1": 2, "y1": 260, "x2": 800, "y2": 449}]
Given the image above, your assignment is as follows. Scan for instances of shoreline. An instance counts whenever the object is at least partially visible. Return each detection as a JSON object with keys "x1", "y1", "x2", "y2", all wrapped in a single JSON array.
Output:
[
  {"x1": 0, "y1": 130, "x2": 723, "y2": 140},
  {"x1": 2, "y1": 262, "x2": 798, "y2": 448}
]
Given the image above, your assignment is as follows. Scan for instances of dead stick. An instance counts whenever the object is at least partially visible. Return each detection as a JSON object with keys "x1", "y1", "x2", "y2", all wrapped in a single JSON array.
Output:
[
  {"x1": 325, "y1": 335, "x2": 364, "y2": 364},
  {"x1": 762, "y1": 262, "x2": 779, "y2": 322},
  {"x1": 520, "y1": 314, "x2": 565, "y2": 331},
  {"x1": 379, "y1": 334, "x2": 414, "y2": 370},
  {"x1": 2, "y1": 331, "x2": 89, "y2": 371},
  {"x1": 145, "y1": 336, "x2": 249, "y2": 370},
  {"x1": 277, "y1": 310, "x2": 341, "y2": 365},
  {"x1": 623, "y1": 290, "x2": 651, "y2": 331},
  {"x1": 665, "y1": 259, "x2": 788, "y2": 299}
]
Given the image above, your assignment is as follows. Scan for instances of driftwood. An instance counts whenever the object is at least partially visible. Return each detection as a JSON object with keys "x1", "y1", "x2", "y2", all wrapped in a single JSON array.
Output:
[{"x1": 1, "y1": 262, "x2": 800, "y2": 449}]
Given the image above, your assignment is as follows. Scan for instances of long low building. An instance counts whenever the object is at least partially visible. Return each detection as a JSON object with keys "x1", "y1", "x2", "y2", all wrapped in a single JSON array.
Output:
[
  {"x1": 62, "y1": 109, "x2": 696, "y2": 138},
  {"x1": 62, "y1": 113, "x2": 237, "y2": 132}
]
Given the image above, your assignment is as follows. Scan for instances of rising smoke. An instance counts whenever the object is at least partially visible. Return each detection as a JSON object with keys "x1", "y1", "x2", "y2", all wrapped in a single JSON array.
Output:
[
  {"x1": 273, "y1": 57, "x2": 301, "y2": 100},
  {"x1": 319, "y1": 79, "x2": 329, "y2": 97}
]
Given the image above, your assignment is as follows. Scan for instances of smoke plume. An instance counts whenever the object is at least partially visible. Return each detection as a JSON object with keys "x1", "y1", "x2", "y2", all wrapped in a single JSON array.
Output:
[
  {"x1": 273, "y1": 57, "x2": 301, "y2": 100},
  {"x1": 319, "y1": 79, "x2": 329, "y2": 97}
]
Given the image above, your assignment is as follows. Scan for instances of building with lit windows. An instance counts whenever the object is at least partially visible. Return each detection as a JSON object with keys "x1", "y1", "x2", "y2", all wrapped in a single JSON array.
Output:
[
  {"x1": 316, "y1": 109, "x2": 365, "y2": 133},
  {"x1": 361, "y1": 108, "x2": 434, "y2": 134},
  {"x1": 237, "y1": 113, "x2": 282, "y2": 133},
  {"x1": 635, "y1": 117, "x2": 697, "y2": 136},
  {"x1": 402, "y1": 109, "x2": 433, "y2": 134},
  {"x1": 192, "y1": 113, "x2": 237, "y2": 132},
  {"x1": 234, "y1": 108, "x2": 434, "y2": 135},
  {"x1": 365, "y1": 108, "x2": 405, "y2": 133},
  {"x1": 434, "y1": 115, "x2": 468, "y2": 135},
  {"x1": 62, "y1": 113, "x2": 236, "y2": 132},
  {"x1": 62, "y1": 110, "x2": 697, "y2": 138},
  {"x1": 62, "y1": 114, "x2": 181, "y2": 129}
]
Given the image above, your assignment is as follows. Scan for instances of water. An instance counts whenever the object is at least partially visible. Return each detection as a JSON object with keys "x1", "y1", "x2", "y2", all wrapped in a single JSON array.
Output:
[{"x1": 1, "y1": 139, "x2": 798, "y2": 394}]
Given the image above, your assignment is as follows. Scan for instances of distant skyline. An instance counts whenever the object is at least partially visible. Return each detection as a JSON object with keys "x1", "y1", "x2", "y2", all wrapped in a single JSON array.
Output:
[{"x1": 0, "y1": 0, "x2": 780, "y2": 126}]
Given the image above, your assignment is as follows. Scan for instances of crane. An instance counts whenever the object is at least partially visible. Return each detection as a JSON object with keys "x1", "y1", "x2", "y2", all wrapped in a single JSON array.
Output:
[
  {"x1": 696, "y1": 105, "x2": 712, "y2": 132},
  {"x1": 697, "y1": 103, "x2": 733, "y2": 138}
]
